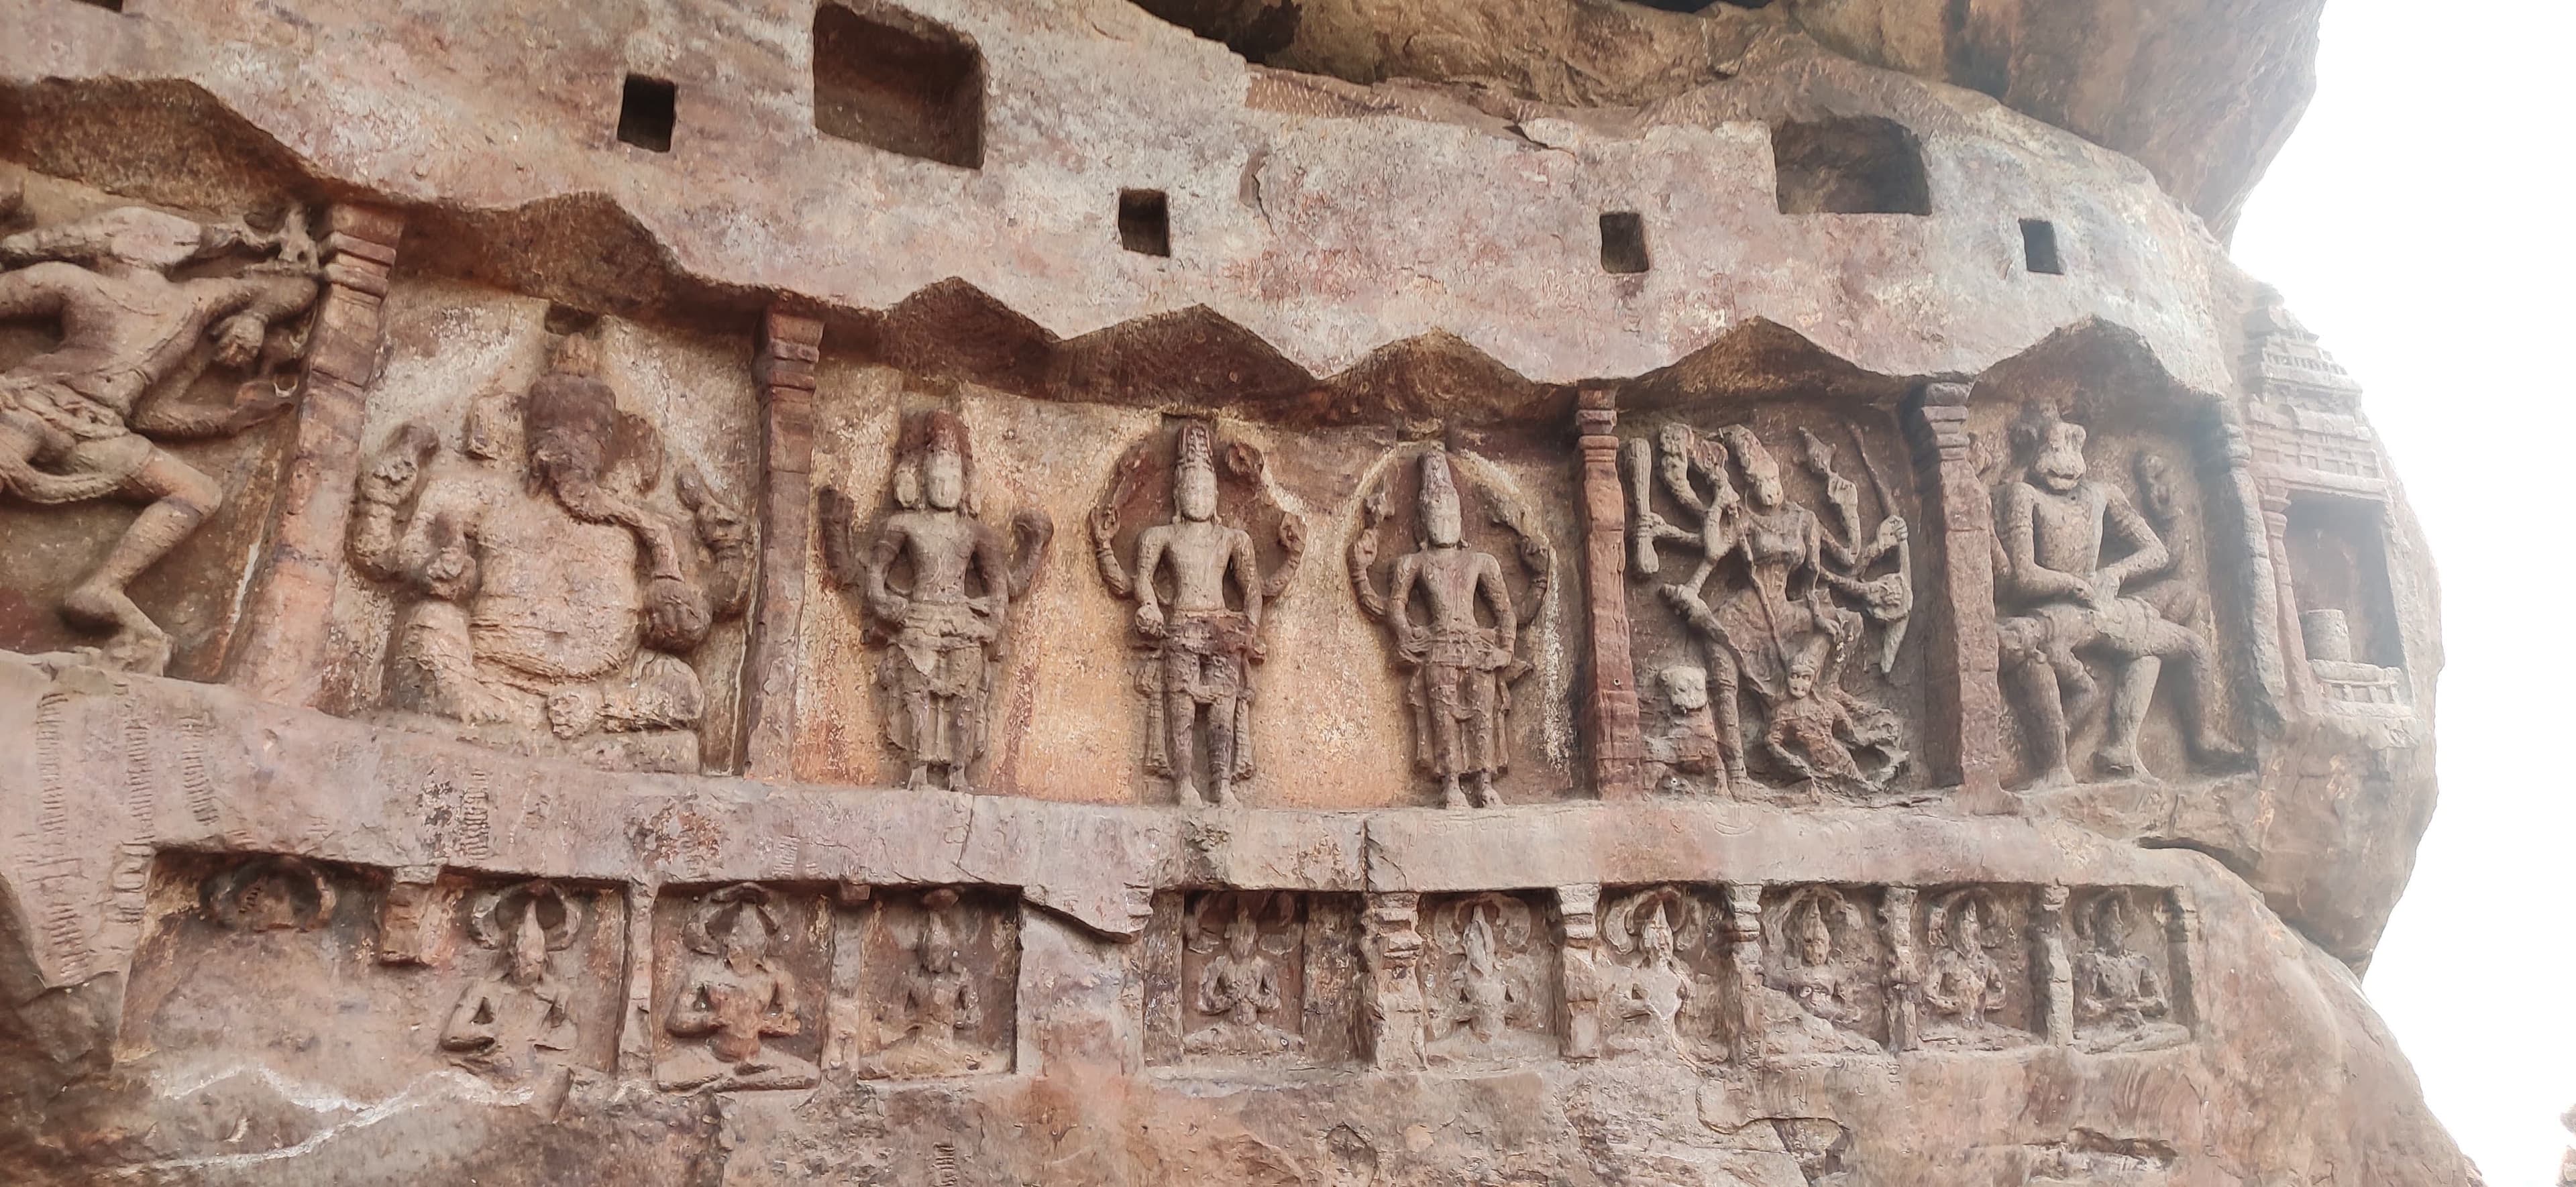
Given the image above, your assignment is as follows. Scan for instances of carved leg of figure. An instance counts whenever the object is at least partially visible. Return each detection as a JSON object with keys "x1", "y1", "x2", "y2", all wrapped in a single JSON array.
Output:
[
  {"x1": 1464, "y1": 671, "x2": 1501, "y2": 807},
  {"x1": 1207, "y1": 688, "x2": 1242, "y2": 808},
  {"x1": 2143, "y1": 616, "x2": 2242, "y2": 767},
  {"x1": 394, "y1": 600, "x2": 527, "y2": 726},
  {"x1": 1440, "y1": 773, "x2": 1468, "y2": 810},
  {"x1": 581, "y1": 653, "x2": 706, "y2": 734},
  {"x1": 2097, "y1": 655, "x2": 2159, "y2": 778},
  {"x1": 1167, "y1": 689, "x2": 1203, "y2": 805},
  {"x1": 1708, "y1": 650, "x2": 1750, "y2": 786},
  {"x1": 946, "y1": 690, "x2": 980, "y2": 794},
  {"x1": 1426, "y1": 663, "x2": 1466, "y2": 807},
  {"x1": 2005, "y1": 652, "x2": 2074, "y2": 785},
  {"x1": 1471, "y1": 771, "x2": 1499, "y2": 809},
  {"x1": 61, "y1": 449, "x2": 223, "y2": 674}
]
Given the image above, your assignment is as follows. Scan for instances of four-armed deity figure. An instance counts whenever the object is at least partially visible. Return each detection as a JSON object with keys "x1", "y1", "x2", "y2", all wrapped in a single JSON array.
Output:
[
  {"x1": 1602, "y1": 891, "x2": 1703, "y2": 1058},
  {"x1": 0, "y1": 192, "x2": 321, "y2": 673},
  {"x1": 348, "y1": 332, "x2": 751, "y2": 767},
  {"x1": 1094, "y1": 422, "x2": 1288, "y2": 807},
  {"x1": 1994, "y1": 405, "x2": 2235, "y2": 783},
  {"x1": 821, "y1": 410, "x2": 1049, "y2": 792},
  {"x1": 1350, "y1": 451, "x2": 1536, "y2": 807},
  {"x1": 1184, "y1": 903, "x2": 1304, "y2": 1057},
  {"x1": 1763, "y1": 889, "x2": 1883, "y2": 1054},
  {"x1": 441, "y1": 887, "x2": 579, "y2": 1085}
]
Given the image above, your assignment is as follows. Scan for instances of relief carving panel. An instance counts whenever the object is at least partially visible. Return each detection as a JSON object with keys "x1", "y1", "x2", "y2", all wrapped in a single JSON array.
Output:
[
  {"x1": 833, "y1": 886, "x2": 1020, "y2": 1079},
  {"x1": 1417, "y1": 891, "x2": 1556, "y2": 1064},
  {"x1": 653, "y1": 883, "x2": 827, "y2": 1091}
]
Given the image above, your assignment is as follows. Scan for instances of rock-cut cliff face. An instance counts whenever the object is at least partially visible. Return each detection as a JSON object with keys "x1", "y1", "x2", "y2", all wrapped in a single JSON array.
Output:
[{"x1": 0, "y1": 0, "x2": 2461, "y2": 1183}]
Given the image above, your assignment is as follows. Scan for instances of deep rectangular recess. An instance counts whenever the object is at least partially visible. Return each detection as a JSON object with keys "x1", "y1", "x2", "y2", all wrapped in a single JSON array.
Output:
[
  {"x1": 2021, "y1": 218, "x2": 2063, "y2": 274},
  {"x1": 1599, "y1": 211, "x2": 1650, "y2": 274},
  {"x1": 1120, "y1": 189, "x2": 1171, "y2": 257},
  {"x1": 812, "y1": 0, "x2": 986, "y2": 169},
  {"x1": 617, "y1": 75, "x2": 678, "y2": 153}
]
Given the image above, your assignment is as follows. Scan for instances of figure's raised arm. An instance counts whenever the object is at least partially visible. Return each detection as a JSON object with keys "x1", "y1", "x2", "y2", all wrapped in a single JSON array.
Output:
[{"x1": 1232, "y1": 527, "x2": 1264, "y2": 630}]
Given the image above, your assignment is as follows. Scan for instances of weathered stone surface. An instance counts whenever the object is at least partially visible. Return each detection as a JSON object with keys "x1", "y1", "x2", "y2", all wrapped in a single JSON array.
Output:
[{"x1": 0, "y1": 0, "x2": 2460, "y2": 1181}]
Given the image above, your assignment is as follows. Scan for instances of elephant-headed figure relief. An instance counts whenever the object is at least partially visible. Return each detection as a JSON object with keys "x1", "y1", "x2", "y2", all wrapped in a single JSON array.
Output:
[
  {"x1": 819, "y1": 408, "x2": 1051, "y2": 793},
  {"x1": 1625, "y1": 422, "x2": 1910, "y2": 798},
  {"x1": 1421, "y1": 892, "x2": 1550, "y2": 1063},
  {"x1": 1348, "y1": 447, "x2": 1552, "y2": 808},
  {"x1": 349, "y1": 328, "x2": 752, "y2": 773},
  {"x1": 1090, "y1": 420, "x2": 1304, "y2": 807},
  {"x1": 441, "y1": 881, "x2": 584, "y2": 1086},
  {"x1": 1760, "y1": 885, "x2": 1886, "y2": 1057},
  {"x1": 0, "y1": 186, "x2": 322, "y2": 674},
  {"x1": 1598, "y1": 886, "x2": 1718, "y2": 1062}
]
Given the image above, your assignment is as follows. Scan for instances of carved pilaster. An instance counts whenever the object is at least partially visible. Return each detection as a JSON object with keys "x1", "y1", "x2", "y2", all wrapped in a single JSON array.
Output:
[
  {"x1": 1363, "y1": 892, "x2": 1427, "y2": 1070},
  {"x1": 1556, "y1": 884, "x2": 1603, "y2": 1060},
  {"x1": 2164, "y1": 887, "x2": 2201, "y2": 1033},
  {"x1": 376, "y1": 864, "x2": 448, "y2": 966},
  {"x1": 226, "y1": 203, "x2": 405, "y2": 703},
  {"x1": 2035, "y1": 885, "x2": 2074, "y2": 1046},
  {"x1": 1721, "y1": 883, "x2": 1764, "y2": 1064},
  {"x1": 2206, "y1": 405, "x2": 2296, "y2": 724},
  {"x1": 1880, "y1": 886, "x2": 1919, "y2": 1052},
  {"x1": 741, "y1": 308, "x2": 824, "y2": 779},
  {"x1": 1575, "y1": 387, "x2": 1646, "y2": 799},
  {"x1": 617, "y1": 880, "x2": 659, "y2": 1080},
  {"x1": 1902, "y1": 381, "x2": 2004, "y2": 797}
]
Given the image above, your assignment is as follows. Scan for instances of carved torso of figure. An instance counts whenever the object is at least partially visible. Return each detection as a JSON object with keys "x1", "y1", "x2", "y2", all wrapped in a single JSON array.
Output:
[
  {"x1": 1452, "y1": 952, "x2": 1513, "y2": 1040},
  {"x1": 1199, "y1": 949, "x2": 1281, "y2": 1027},
  {"x1": 1398, "y1": 546, "x2": 1507, "y2": 653},
  {"x1": 3, "y1": 262, "x2": 239, "y2": 414},
  {"x1": 466, "y1": 480, "x2": 647, "y2": 681},
  {"x1": 1926, "y1": 944, "x2": 2001, "y2": 1028},
  {"x1": 2015, "y1": 481, "x2": 2114, "y2": 587},
  {"x1": 1615, "y1": 946, "x2": 1693, "y2": 1038},
  {"x1": 2076, "y1": 944, "x2": 2167, "y2": 1027},
  {"x1": 674, "y1": 954, "x2": 799, "y2": 1063},
  {"x1": 1732, "y1": 502, "x2": 1821, "y2": 605},
  {"x1": 1139, "y1": 518, "x2": 1256, "y2": 620},
  {"x1": 902, "y1": 963, "x2": 976, "y2": 1037},
  {"x1": 1774, "y1": 957, "x2": 1856, "y2": 1026},
  {"x1": 880, "y1": 508, "x2": 985, "y2": 610},
  {"x1": 441, "y1": 970, "x2": 576, "y2": 1081}
]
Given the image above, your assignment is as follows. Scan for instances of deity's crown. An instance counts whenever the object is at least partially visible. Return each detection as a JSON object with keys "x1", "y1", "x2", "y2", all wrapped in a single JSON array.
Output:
[
  {"x1": 1418, "y1": 449, "x2": 1458, "y2": 506},
  {"x1": 1176, "y1": 421, "x2": 1216, "y2": 473}
]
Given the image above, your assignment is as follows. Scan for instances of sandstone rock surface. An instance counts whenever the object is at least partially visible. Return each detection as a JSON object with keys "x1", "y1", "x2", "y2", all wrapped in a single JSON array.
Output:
[{"x1": 0, "y1": 0, "x2": 2461, "y2": 1182}]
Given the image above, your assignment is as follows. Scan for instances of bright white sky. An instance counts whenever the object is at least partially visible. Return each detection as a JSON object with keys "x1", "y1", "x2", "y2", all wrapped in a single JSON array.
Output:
[{"x1": 2233, "y1": 1, "x2": 2576, "y2": 1182}]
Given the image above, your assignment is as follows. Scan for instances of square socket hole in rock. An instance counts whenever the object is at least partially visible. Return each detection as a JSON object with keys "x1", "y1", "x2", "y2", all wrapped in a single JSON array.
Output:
[
  {"x1": 617, "y1": 75, "x2": 678, "y2": 152},
  {"x1": 2021, "y1": 219, "x2": 2063, "y2": 274},
  {"x1": 813, "y1": 0, "x2": 986, "y2": 169},
  {"x1": 1600, "y1": 211, "x2": 1650, "y2": 274},
  {"x1": 1120, "y1": 189, "x2": 1171, "y2": 257}
]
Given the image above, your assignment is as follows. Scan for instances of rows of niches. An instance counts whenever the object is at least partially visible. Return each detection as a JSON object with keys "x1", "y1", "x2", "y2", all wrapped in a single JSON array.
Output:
[
  {"x1": 134, "y1": 854, "x2": 2199, "y2": 1102},
  {"x1": 0, "y1": 170, "x2": 2416, "y2": 812}
]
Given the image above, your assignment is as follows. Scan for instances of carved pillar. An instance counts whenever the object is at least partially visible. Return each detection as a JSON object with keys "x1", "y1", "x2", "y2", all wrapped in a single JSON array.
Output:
[
  {"x1": 2206, "y1": 406, "x2": 2297, "y2": 722},
  {"x1": 1721, "y1": 883, "x2": 1764, "y2": 1064},
  {"x1": 1556, "y1": 884, "x2": 1603, "y2": 1060},
  {"x1": 2163, "y1": 887, "x2": 2201, "y2": 1033},
  {"x1": 1880, "y1": 887, "x2": 1919, "y2": 1052},
  {"x1": 376, "y1": 864, "x2": 447, "y2": 966},
  {"x1": 1574, "y1": 386, "x2": 1646, "y2": 799},
  {"x1": 2035, "y1": 885, "x2": 2074, "y2": 1046},
  {"x1": 1362, "y1": 892, "x2": 1427, "y2": 1070},
  {"x1": 741, "y1": 308, "x2": 824, "y2": 779},
  {"x1": 618, "y1": 880, "x2": 660, "y2": 1080},
  {"x1": 225, "y1": 203, "x2": 405, "y2": 703},
  {"x1": 1902, "y1": 381, "x2": 2004, "y2": 796}
]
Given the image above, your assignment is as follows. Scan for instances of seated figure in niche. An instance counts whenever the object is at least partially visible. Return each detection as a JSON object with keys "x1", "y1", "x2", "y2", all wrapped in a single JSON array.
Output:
[
  {"x1": 1761, "y1": 889, "x2": 1884, "y2": 1056},
  {"x1": 2071, "y1": 893, "x2": 2188, "y2": 1051},
  {"x1": 1919, "y1": 890, "x2": 2010, "y2": 1046},
  {"x1": 1762, "y1": 655, "x2": 1909, "y2": 793},
  {"x1": 1600, "y1": 890, "x2": 1708, "y2": 1059},
  {"x1": 0, "y1": 190, "x2": 321, "y2": 673},
  {"x1": 1424, "y1": 896, "x2": 1540, "y2": 1061},
  {"x1": 1183, "y1": 895, "x2": 1305, "y2": 1058},
  {"x1": 659, "y1": 887, "x2": 818, "y2": 1091},
  {"x1": 441, "y1": 885, "x2": 581, "y2": 1085},
  {"x1": 347, "y1": 331, "x2": 751, "y2": 770},
  {"x1": 857, "y1": 889, "x2": 995, "y2": 1078},
  {"x1": 1993, "y1": 404, "x2": 2238, "y2": 783}
]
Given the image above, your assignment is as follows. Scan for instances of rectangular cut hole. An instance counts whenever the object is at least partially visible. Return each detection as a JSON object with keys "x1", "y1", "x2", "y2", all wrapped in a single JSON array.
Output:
[
  {"x1": 617, "y1": 75, "x2": 678, "y2": 152},
  {"x1": 1120, "y1": 190, "x2": 1171, "y2": 257},
  {"x1": 1600, "y1": 211, "x2": 1650, "y2": 274},
  {"x1": 2021, "y1": 219, "x2": 2063, "y2": 274},
  {"x1": 812, "y1": 0, "x2": 986, "y2": 168}
]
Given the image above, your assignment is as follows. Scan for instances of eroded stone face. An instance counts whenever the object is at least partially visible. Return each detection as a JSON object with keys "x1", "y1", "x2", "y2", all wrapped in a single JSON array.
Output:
[{"x1": 0, "y1": 0, "x2": 2462, "y2": 1183}]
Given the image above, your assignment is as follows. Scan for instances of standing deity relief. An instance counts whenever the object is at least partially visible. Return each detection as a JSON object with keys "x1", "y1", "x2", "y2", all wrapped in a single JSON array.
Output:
[
  {"x1": 347, "y1": 329, "x2": 752, "y2": 773},
  {"x1": 1990, "y1": 404, "x2": 2239, "y2": 785},
  {"x1": 1623, "y1": 420, "x2": 1912, "y2": 799},
  {"x1": 1090, "y1": 420, "x2": 1305, "y2": 807},
  {"x1": 819, "y1": 410, "x2": 1051, "y2": 793},
  {"x1": 0, "y1": 185, "x2": 323, "y2": 674},
  {"x1": 1347, "y1": 446, "x2": 1552, "y2": 808}
]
